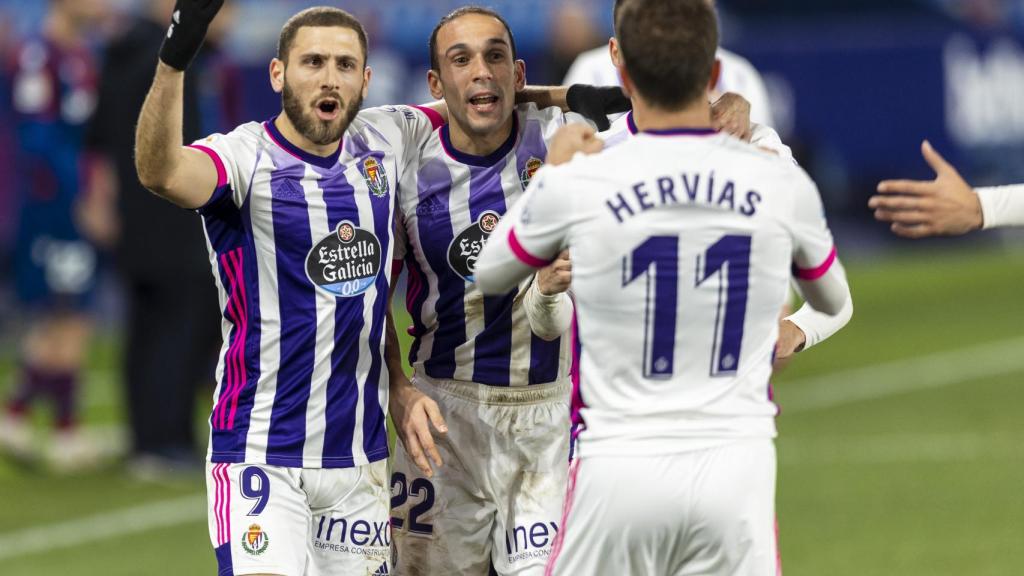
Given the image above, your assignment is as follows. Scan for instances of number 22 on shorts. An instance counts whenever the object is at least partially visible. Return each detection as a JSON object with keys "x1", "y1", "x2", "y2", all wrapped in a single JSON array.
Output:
[{"x1": 391, "y1": 472, "x2": 435, "y2": 535}]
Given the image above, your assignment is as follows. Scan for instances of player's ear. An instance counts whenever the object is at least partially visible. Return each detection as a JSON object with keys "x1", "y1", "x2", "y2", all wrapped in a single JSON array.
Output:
[
  {"x1": 608, "y1": 37, "x2": 621, "y2": 67},
  {"x1": 269, "y1": 58, "x2": 285, "y2": 94},
  {"x1": 707, "y1": 59, "x2": 721, "y2": 94},
  {"x1": 514, "y1": 59, "x2": 526, "y2": 92},
  {"x1": 427, "y1": 68, "x2": 444, "y2": 100},
  {"x1": 362, "y1": 65, "x2": 372, "y2": 100},
  {"x1": 617, "y1": 60, "x2": 634, "y2": 100}
]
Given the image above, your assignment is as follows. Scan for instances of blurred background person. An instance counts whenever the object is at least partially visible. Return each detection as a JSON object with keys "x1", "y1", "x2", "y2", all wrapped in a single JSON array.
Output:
[
  {"x1": 82, "y1": 0, "x2": 230, "y2": 477},
  {"x1": 0, "y1": 0, "x2": 107, "y2": 471}
]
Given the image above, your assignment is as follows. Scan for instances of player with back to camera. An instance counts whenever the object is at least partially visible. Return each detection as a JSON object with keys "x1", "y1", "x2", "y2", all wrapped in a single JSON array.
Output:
[
  {"x1": 385, "y1": 6, "x2": 772, "y2": 575},
  {"x1": 591, "y1": 0, "x2": 851, "y2": 371},
  {"x1": 475, "y1": 0, "x2": 853, "y2": 574}
]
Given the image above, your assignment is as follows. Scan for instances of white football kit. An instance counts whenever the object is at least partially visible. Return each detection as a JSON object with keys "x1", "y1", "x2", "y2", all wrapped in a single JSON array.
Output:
[
  {"x1": 191, "y1": 105, "x2": 435, "y2": 576},
  {"x1": 475, "y1": 126, "x2": 852, "y2": 576}
]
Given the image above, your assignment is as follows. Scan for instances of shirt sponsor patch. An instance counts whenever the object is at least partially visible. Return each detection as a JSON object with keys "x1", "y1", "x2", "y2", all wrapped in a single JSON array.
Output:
[
  {"x1": 306, "y1": 221, "x2": 382, "y2": 297},
  {"x1": 447, "y1": 210, "x2": 500, "y2": 282}
]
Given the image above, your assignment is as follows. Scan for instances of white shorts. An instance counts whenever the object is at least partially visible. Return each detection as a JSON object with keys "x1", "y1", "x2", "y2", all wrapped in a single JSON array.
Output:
[
  {"x1": 546, "y1": 440, "x2": 780, "y2": 576},
  {"x1": 391, "y1": 375, "x2": 571, "y2": 576},
  {"x1": 205, "y1": 460, "x2": 392, "y2": 576}
]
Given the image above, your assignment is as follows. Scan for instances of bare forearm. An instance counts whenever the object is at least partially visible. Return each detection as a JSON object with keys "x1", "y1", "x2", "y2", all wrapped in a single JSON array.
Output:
[
  {"x1": 517, "y1": 85, "x2": 569, "y2": 111},
  {"x1": 135, "y1": 62, "x2": 186, "y2": 194}
]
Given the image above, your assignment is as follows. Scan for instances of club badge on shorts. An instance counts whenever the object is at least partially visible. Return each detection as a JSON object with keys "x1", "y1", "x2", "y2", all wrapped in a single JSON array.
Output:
[
  {"x1": 360, "y1": 157, "x2": 390, "y2": 198},
  {"x1": 520, "y1": 156, "x2": 543, "y2": 190},
  {"x1": 448, "y1": 210, "x2": 501, "y2": 282},
  {"x1": 241, "y1": 523, "x2": 269, "y2": 555},
  {"x1": 306, "y1": 221, "x2": 382, "y2": 297}
]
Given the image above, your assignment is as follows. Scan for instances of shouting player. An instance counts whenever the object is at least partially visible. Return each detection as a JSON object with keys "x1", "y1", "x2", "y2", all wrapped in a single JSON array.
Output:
[
  {"x1": 476, "y1": 0, "x2": 853, "y2": 574},
  {"x1": 134, "y1": 2, "x2": 443, "y2": 574},
  {"x1": 386, "y1": 7, "x2": 583, "y2": 575}
]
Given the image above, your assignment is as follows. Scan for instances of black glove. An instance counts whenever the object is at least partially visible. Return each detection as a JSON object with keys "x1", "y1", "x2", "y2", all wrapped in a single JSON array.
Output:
[
  {"x1": 565, "y1": 84, "x2": 633, "y2": 132},
  {"x1": 159, "y1": 0, "x2": 224, "y2": 71}
]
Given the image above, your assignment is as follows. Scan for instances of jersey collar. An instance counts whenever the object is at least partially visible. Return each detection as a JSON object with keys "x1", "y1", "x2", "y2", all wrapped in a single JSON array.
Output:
[
  {"x1": 439, "y1": 112, "x2": 519, "y2": 167},
  {"x1": 264, "y1": 116, "x2": 343, "y2": 169},
  {"x1": 627, "y1": 111, "x2": 717, "y2": 137}
]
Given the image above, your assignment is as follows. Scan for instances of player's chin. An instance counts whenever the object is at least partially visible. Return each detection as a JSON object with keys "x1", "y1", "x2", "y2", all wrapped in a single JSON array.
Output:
[{"x1": 466, "y1": 113, "x2": 507, "y2": 135}]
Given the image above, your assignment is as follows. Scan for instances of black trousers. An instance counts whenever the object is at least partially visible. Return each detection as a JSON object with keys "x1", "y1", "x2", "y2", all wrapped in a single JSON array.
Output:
[{"x1": 123, "y1": 274, "x2": 220, "y2": 457}]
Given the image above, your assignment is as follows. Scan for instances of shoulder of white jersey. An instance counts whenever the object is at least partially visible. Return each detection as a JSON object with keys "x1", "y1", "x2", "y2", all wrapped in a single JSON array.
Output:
[
  {"x1": 515, "y1": 102, "x2": 591, "y2": 135},
  {"x1": 562, "y1": 44, "x2": 619, "y2": 86},
  {"x1": 715, "y1": 47, "x2": 759, "y2": 76},
  {"x1": 712, "y1": 133, "x2": 807, "y2": 179},
  {"x1": 351, "y1": 104, "x2": 441, "y2": 141},
  {"x1": 190, "y1": 121, "x2": 263, "y2": 159},
  {"x1": 598, "y1": 113, "x2": 632, "y2": 143}
]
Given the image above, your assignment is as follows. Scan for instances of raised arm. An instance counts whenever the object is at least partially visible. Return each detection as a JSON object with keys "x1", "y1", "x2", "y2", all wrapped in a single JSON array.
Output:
[{"x1": 134, "y1": 0, "x2": 224, "y2": 209}]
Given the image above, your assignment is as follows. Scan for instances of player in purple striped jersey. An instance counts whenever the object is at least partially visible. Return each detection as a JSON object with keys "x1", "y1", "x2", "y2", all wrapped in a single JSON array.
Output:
[
  {"x1": 384, "y1": 7, "x2": 585, "y2": 576},
  {"x1": 134, "y1": 3, "x2": 445, "y2": 575}
]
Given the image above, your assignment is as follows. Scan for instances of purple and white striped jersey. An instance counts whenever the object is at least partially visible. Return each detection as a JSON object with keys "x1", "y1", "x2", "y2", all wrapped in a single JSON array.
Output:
[
  {"x1": 188, "y1": 106, "x2": 434, "y2": 469},
  {"x1": 394, "y1": 103, "x2": 579, "y2": 387}
]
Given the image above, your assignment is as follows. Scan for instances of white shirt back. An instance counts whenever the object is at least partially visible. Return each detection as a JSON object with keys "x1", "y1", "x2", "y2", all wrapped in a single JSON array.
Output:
[{"x1": 492, "y1": 129, "x2": 836, "y2": 457}]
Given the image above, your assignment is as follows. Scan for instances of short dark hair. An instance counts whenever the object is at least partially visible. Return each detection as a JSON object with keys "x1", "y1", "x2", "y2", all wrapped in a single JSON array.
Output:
[
  {"x1": 616, "y1": 0, "x2": 718, "y2": 109},
  {"x1": 428, "y1": 6, "x2": 517, "y2": 72},
  {"x1": 277, "y1": 7, "x2": 369, "y2": 65}
]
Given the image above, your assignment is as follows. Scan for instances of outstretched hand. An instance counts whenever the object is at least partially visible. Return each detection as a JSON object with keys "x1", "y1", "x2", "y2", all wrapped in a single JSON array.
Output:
[
  {"x1": 389, "y1": 376, "x2": 448, "y2": 478},
  {"x1": 870, "y1": 140, "x2": 983, "y2": 238}
]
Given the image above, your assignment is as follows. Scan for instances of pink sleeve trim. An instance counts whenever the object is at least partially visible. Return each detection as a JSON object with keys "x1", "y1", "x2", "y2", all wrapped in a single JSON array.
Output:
[
  {"x1": 509, "y1": 228, "x2": 554, "y2": 268},
  {"x1": 187, "y1": 144, "x2": 228, "y2": 188},
  {"x1": 793, "y1": 246, "x2": 837, "y2": 280},
  {"x1": 411, "y1": 105, "x2": 445, "y2": 131}
]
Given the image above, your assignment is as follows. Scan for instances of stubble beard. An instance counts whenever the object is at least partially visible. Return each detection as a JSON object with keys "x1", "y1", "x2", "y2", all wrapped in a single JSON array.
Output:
[{"x1": 282, "y1": 81, "x2": 363, "y2": 147}]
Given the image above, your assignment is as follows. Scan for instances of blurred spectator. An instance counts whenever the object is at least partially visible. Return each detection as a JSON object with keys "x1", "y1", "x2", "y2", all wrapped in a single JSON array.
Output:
[
  {"x1": 0, "y1": 0, "x2": 107, "y2": 471},
  {"x1": 84, "y1": 0, "x2": 224, "y2": 477},
  {"x1": 0, "y1": 10, "x2": 16, "y2": 274},
  {"x1": 546, "y1": 1, "x2": 603, "y2": 85}
]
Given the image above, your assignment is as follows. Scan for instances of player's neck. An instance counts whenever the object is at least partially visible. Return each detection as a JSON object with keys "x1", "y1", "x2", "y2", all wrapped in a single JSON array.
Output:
[
  {"x1": 448, "y1": 115, "x2": 515, "y2": 158},
  {"x1": 630, "y1": 97, "x2": 713, "y2": 133},
  {"x1": 273, "y1": 114, "x2": 342, "y2": 158}
]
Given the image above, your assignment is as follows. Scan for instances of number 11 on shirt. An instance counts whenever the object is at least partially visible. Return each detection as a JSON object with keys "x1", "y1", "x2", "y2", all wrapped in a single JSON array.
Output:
[{"x1": 622, "y1": 234, "x2": 752, "y2": 379}]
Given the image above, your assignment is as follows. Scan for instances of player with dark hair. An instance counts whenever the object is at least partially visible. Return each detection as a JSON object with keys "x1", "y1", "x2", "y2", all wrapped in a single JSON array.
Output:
[
  {"x1": 476, "y1": 0, "x2": 853, "y2": 574},
  {"x1": 386, "y1": 7, "x2": 586, "y2": 575},
  {"x1": 134, "y1": 3, "x2": 446, "y2": 574}
]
